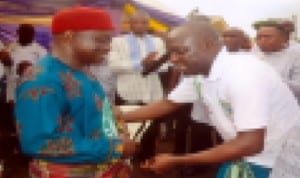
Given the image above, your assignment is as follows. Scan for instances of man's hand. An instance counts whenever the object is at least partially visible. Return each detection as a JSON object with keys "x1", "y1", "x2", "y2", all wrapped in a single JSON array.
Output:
[
  {"x1": 149, "y1": 154, "x2": 177, "y2": 174},
  {"x1": 142, "y1": 51, "x2": 159, "y2": 69},
  {"x1": 121, "y1": 137, "x2": 139, "y2": 159},
  {"x1": 143, "y1": 51, "x2": 159, "y2": 62}
]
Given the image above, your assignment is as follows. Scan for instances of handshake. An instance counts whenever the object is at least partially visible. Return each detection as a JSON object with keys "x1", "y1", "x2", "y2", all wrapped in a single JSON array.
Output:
[
  {"x1": 114, "y1": 106, "x2": 179, "y2": 174},
  {"x1": 121, "y1": 137, "x2": 177, "y2": 174}
]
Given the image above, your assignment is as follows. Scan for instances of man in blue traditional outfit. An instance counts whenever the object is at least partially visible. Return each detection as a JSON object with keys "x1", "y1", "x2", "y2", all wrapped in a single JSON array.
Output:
[{"x1": 15, "y1": 6, "x2": 136, "y2": 178}]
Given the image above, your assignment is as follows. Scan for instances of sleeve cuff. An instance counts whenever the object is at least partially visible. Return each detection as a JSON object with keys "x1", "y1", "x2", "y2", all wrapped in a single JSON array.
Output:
[{"x1": 110, "y1": 138, "x2": 123, "y2": 162}]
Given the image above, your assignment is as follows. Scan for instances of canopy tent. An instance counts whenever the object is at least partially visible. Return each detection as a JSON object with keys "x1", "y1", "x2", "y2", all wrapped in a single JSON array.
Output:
[{"x1": 0, "y1": 0, "x2": 185, "y2": 49}]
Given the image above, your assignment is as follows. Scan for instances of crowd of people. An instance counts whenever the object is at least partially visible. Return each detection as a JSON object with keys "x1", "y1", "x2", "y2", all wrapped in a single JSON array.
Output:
[{"x1": 0, "y1": 5, "x2": 299, "y2": 178}]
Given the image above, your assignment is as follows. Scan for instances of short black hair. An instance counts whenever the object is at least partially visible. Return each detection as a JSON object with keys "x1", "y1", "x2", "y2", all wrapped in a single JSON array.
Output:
[
  {"x1": 17, "y1": 24, "x2": 35, "y2": 46},
  {"x1": 17, "y1": 24, "x2": 35, "y2": 36},
  {"x1": 253, "y1": 19, "x2": 294, "y2": 35}
]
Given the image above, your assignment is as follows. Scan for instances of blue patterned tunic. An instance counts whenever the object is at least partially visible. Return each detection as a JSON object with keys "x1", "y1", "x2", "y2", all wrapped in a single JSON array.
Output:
[{"x1": 15, "y1": 55, "x2": 122, "y2": 164}]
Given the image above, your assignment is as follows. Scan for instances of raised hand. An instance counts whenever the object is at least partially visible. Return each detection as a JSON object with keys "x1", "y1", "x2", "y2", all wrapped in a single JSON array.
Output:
[{"x1": 143, "y1": 51, "x2": 159, "y2": 62}]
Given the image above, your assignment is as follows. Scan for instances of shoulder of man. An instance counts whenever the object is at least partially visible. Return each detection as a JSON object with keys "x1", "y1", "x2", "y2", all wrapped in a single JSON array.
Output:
[{"x1": 224, "y1": 52, "x2": 277, "y2": 79}]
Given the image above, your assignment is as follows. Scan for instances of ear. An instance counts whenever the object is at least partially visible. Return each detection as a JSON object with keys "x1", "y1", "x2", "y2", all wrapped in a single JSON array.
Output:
[
  {"x1": 204, "y1": 39, "x2": 214, "y2": 50},
  {"x1": 62, "y1": 31, "x2": 74, "y2": 43}
]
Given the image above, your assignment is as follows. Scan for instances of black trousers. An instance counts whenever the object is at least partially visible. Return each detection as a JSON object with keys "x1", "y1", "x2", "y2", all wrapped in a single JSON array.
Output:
[
  {"x1": 0, "y1": 102, "x2": 31, "y2": 178},
  {"x1": 136, "y1": 104, "x2": 192, "y2": 162},
  {"x1": 0, "y1": 102, "x2": 16, "y2": 159}
]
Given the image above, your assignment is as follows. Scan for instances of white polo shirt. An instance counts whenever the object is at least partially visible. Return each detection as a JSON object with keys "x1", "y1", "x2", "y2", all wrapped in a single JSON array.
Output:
[{"x1": 168, "y1": 52, "x2": 300, "y2": 168}]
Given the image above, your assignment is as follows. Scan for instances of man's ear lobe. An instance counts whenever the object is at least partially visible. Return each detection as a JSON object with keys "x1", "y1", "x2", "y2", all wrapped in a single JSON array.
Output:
[
  {"x1": 63, "y1": 31, "x2": 74, "y2": 42},
  {"x1": 205, "y1": 39, "x2": 214, "y2": 50}
]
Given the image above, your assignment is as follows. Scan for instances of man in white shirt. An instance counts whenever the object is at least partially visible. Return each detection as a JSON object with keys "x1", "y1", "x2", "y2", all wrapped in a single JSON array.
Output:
[
  {"x1": 269, "y1": 123, "x2": 300, "y2": 178},
  {"x1": 120, "y1": 20, "x2": 300, "y2": 178},
  {"x1": 222, "y1": 27, "x2": 251, "y2": 52},
  {"x1": 108, "y1": 10, "x2": 165, "y2": 104},
  {"x1": 108, "y1": 10, "x2": 167, "y2": 163},
  {"x1": 254, "y1": 19, "x2": 300, "y2": 102},
  {"x1": 8, "y1": 24, "x2": 47, "y2": 74},
  {"x1": 7, "y1": 24, "x2": 47, "y2": 102}
]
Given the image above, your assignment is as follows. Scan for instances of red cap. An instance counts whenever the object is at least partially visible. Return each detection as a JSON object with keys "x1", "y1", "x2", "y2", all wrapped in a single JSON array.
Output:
[{"x1": 51, "y1": 6, "x2": 113, "y2": 34}]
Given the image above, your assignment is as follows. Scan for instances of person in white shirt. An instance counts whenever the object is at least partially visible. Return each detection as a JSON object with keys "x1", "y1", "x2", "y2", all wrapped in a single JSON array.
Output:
[
  {"x1": 222, "y1": 27, "x2": 252, "y2": 52},
  {"x1": 8, "y1": 24, "x2": 47, "y2": 74},
  {"x1": 254, "y1": 19, "x2": 300, "y2": 102},
  {"x1": 6, "y1": 24, "x2": 47, "y2": 102},
  {"x1": 269, "y1": 123, "x2": 300, "y2": 178},
  {"x1": 0, "y1": 25, "x2": 47, "y2": 177},
  {"x1": 256, "y1": 21, "x2": 300, "y2": 178},
  {"x1": 108, "y1": 10, "x2": 166, "y2": 104},
  {"x1": 120, "y1": 20, "x2": 300, "y2": 178},
  {"x1": 108, "y1": 10, "x2": 167, "y2": 163}
]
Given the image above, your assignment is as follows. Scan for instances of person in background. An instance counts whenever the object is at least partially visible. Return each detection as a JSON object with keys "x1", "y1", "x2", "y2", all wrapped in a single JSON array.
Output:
[
  {"x1": 241, "y1": 33, "x2": 252, "y2": 51},
  {"x1": 8, "y1": 24, "x2": 47, "y2": 75},
  {"x1": 269, "y1": 122, "x2": 300, "y2": 178},
  {"x1": 260, "y1": 20, "x2": 300, "y2": 178},
  {"x1": 0, "y1": 41, "x2": 18, "y2": 178},
  {"x1": 8, "y1": 24, "x2": 47, "y2": 69},
  {"x1": 222, "y1": 27, "x2": 251, "y2": 52},
  {"x1": 108, "y1": 10, "x2": 165, "y2": 105},
  {"x1": 120, "y1": 19, "x2": 300, "y2": 178},
  {"x1": 0, "y1": 40, "x2": 9, "y2": 177},
  {"x1": 15, "y1": 6, "x2": 137, "y2": 178},
  {"x1": 254, "y1": 19, "x2": 300, "y2": 102},
  {"x1": 108, "y1": 10, "x2": 166, "y2": 163},
  {"x1": 6, "y1": 24, "x2": 47, "y2": 103}
]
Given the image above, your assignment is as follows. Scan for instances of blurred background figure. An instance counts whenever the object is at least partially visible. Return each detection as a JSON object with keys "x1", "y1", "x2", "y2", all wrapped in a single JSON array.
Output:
[
  {"x1": 222, "y1": 27, "x2": 252, "y2": 52},
  {"x1": 108, "y1": 10, "x2": 167, "y2": 163},
  {"x1": 108, "y1": 10, "x2": 166, "y2": 105},
  {"x1": 6, "y1": 24, "x2": 47, "y2": 103},
  {"x1": 0, "y1": 23, "x2": 47, "y2": 178},
  {"x1": 8, "y1": 24, "x2": 47, "y2": 75},
  {"x1": 254, "y1": 19, "x2": 300, "y2": 102}
]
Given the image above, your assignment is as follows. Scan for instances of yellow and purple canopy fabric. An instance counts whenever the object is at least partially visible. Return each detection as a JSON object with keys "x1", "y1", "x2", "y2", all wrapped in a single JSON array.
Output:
[{"x1": 0, "y1": 0, "x2": 184, "y2": 49}]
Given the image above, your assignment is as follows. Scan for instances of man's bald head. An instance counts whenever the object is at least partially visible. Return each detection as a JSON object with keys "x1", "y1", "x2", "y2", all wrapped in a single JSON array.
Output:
[
  {"x1": 129, "y1": 10, "x2": 150, "y2": 35},
  {"x1": 223, "y1": 27, "x2": 244, "y2": 36},
  {"x1": 222, "y1": 27, "x2": 246, "y2": 52},
  {"x1": 167, "y1": 21, "x2": 222, "y2": 75},
  {"x1": 189, "y1": 20, "x2": 221, "y2": 48},
  {"x1": 169, "y1": 21, "x2": 221, "y2": 50},
  {"x1": 129, "y1": 11, "x2": 150, "y2": 21}
]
